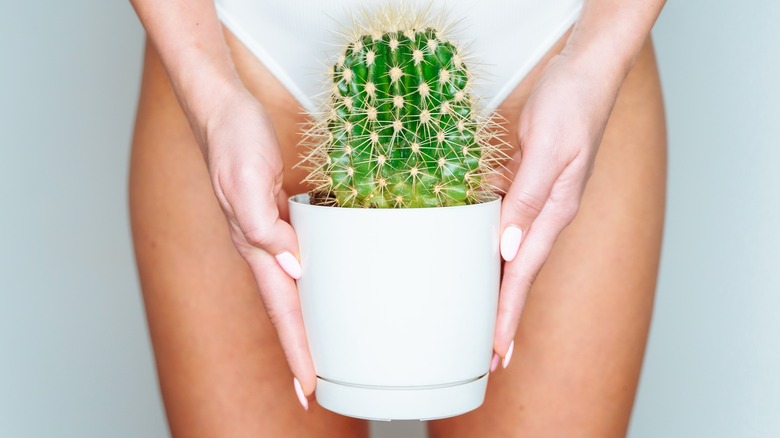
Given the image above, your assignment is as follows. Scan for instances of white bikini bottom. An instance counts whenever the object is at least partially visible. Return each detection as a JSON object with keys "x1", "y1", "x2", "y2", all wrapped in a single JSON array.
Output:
[{"x1": 215, "y1": 0, "x2": 583, "y2": 115}]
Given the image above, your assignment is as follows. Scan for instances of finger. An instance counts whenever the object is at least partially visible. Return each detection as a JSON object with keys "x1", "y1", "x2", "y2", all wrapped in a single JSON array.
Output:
[
  {"x1": 243, "y1": 246, "x2": 317, "y2": 396},
  {"x1": 222, "y1": 170, "x2": 302, "y2": 280},
  {"x1": 499, "y1": 146, "x2": 567, "y2": 263},
  {"x1": 493, "y1": 202, "x2": 577, "y2": 363}
]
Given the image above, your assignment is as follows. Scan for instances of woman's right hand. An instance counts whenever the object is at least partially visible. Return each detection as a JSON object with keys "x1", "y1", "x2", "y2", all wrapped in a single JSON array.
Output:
[{"x1": 197, "y1": 86, "x2": 316, "y2": 409}]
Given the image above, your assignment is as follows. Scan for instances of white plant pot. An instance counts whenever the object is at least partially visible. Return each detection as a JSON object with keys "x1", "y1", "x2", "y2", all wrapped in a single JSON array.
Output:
[{"x1": 289, "y1": 193, "x2": 501, "y2": 421}]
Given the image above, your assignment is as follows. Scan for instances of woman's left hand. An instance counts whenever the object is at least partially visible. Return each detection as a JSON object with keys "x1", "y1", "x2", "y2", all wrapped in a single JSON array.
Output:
[{"x1": 491, "y1": 51, "x2": 624, "y2": 368}]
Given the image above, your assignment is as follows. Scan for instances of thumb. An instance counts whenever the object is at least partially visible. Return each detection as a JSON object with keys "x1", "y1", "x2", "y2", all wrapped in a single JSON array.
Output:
[{"x1": 499, "y1": 148, "x2": 565, "y2": 262}]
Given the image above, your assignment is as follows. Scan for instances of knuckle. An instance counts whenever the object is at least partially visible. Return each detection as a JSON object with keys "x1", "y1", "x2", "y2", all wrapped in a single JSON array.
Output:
[
  {"x1": 555, "y1": 199, "x2": 582, "y2": 226},
  {"x1": 232, "y1": 163, "x2": 259, "y2": 188},
  {"x1": 265, "y1": 304, "x2": 296, "y2": 330},
  {"x1": 220, "y1": 161, "x2": 264, "y2": 190},
  {"x1": 243, "y1": 225, "x2": 275, "y2": 249},
  {"x1": 520, "y1": 129, "x2": 559, "y2": 157},
  {"x1": 512, "y1": 190, "x2": 546, "y2": 218}
]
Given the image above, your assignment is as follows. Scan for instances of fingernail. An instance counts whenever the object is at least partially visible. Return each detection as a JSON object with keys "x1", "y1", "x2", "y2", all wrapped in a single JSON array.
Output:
[
  {"x1": 293, "y1": 377, "x2": 308, "y2": 411},
  {"x1": 276, "y1": 251, "x2": 302, "y2": 279},
  {"x1": 503, "y1": 340, "x2": 515, "y2": 369},
  {"x1": 500, "y1": 226, "x2": 523, "y2": 262},
  {"x1": 490, "y1": 353, "x2": 500, "y2": 372}
]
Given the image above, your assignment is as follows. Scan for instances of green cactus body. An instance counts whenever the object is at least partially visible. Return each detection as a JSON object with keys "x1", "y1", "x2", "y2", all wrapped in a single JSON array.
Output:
[{"x1": 299, "y1": 6, "x2": 507, "y2": 208}]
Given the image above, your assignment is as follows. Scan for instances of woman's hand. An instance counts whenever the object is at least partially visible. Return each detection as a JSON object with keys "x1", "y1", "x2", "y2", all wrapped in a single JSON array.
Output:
[
  {"x1": 491, "y1": 52, "x2": 624, "y2": 368},
  {"x1": 198, "y1": 87, "x2": 316, "y2": 407}
]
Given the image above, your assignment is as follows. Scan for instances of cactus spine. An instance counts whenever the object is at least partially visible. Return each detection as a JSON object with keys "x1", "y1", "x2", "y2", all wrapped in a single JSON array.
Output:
[{"x1": 298, "y1": 4, "x2": 509, "y2": 208}]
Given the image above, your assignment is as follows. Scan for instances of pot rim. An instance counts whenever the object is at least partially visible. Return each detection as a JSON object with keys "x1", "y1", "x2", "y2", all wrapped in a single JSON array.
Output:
[{"x1": 289, "y1": 192, "x2": 502, "y2": 213}]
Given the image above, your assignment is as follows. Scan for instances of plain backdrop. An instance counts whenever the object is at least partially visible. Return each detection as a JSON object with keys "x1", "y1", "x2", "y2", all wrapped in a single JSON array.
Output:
[{"x1": 1, "y1": 1, "x2": 778, "y2": 437}]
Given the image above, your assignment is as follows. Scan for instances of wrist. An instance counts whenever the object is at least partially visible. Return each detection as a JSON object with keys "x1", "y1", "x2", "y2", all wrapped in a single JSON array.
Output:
[
  {"x1": 560, "y1": 36, "x2": 632, "y2": 95},
  {"x1": 560, "y1": 0, "x2": 665, "y2": 91},
  {"x1": 176, "y1": 61, "x2": 245, "y2": 130}
]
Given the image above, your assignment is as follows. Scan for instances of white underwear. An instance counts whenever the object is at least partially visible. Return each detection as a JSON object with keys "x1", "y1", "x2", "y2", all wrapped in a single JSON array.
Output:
[{"x1": 215, "y1": 0, "x2": 583, "y2": 114}]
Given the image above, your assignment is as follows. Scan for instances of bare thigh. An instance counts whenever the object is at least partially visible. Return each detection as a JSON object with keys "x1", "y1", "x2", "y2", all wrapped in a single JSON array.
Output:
[
  {"x1": 427, "y1": 38, "x2": 667, "y2": 438},
  {"x1": 129, "y1": 35, "x2": 367, "y2": 437}
]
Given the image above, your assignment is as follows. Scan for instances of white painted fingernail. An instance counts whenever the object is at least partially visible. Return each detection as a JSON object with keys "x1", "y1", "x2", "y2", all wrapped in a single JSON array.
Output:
[
  {"x1": 490, "y1": 353, "x2": 500, "y2": 372},
  {"x1": 293, "y1": 377, "x2": 308, "y2": 411},
  {"x1": 503, "y1": 340, "x2": 515, "y2": 369},
  {"x1": 500, "y1": 226, "x2": 523, "y2": 262},
  {"x1": 275, "y1": 251, "x2": 302, "y2": 279}
]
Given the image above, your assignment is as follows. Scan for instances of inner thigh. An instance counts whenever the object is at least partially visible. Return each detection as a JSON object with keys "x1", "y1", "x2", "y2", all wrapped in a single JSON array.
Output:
[{"x1": 427, "y1": 39, "x2": 667, "y2": 437}]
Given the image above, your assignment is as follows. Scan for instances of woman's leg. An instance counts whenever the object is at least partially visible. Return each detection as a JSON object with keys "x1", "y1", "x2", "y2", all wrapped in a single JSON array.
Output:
[
  {"x1": 427, "y1": 39, "x2": 667, "y2": 437},
  {"x1": 129, "y1": 34, "x2": 367, "y2": 436}
]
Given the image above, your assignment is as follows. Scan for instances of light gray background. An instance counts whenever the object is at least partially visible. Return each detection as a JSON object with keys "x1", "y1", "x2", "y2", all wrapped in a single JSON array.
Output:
[{"x1": 1, "y1": 1, "x2": 778, "y2": 436}]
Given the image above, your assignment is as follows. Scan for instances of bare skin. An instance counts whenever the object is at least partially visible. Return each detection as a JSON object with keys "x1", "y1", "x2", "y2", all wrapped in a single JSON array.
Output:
[{"x1": 130, "y1": 14, "x2": 665, "y2": 436}]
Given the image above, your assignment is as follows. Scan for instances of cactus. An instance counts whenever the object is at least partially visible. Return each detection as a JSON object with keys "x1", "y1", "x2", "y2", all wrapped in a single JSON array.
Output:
[{"x1": 297, "y1": 4, "x2": 509, "y2": 208}]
